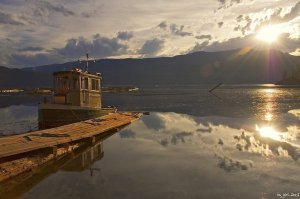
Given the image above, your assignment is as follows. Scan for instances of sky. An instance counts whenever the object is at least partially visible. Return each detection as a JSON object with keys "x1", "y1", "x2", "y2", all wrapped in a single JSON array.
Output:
[{"x1": 0, "y1": 0, "x2": 299, "y2": 68}]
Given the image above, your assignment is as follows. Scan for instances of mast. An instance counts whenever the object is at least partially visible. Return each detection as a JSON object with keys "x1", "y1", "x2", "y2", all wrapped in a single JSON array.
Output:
[
  {"x1": 79, "y1": 53, "x2": 95, "y2": 72},
  {"x1": 85, "y1": 53, "x2": 89, "y2": 72}
]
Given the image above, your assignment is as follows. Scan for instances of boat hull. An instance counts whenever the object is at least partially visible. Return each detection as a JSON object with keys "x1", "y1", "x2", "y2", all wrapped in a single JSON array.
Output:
[{"x1": 38, "y1": 103, "x2": 116, "y2": 129}]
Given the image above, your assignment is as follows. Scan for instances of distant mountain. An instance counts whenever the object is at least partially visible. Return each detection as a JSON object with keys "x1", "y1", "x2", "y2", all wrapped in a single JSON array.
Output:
[
  {"x1": 2, "y1": 48, "x2": 300, "y2": 88},
  {"x1": 0, "y1": 66, "x2": 51, "y2": 89}
]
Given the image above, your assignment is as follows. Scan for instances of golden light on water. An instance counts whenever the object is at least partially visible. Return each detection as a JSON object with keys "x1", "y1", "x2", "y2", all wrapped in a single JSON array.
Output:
[
  {"x1": 264, "y1": 89, "x2": 274, "y2": 94},
  {"x1": 264, "y1": 112, "x2": 273, "y2": 121},
  {"x1": 256, "y1": 125, "x2": 282, "y2": 141}
]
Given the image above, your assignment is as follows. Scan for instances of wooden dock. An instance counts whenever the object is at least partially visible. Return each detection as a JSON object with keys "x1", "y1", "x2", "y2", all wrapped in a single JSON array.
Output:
[{"x1": 0, "y1": 112, "x2": 142, "y2": 161}]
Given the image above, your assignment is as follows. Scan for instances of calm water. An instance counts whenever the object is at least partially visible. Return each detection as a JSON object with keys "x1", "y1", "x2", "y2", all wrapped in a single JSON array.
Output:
[{"x1": 1, "y1": 85, "x2": 300, "y2": 199}]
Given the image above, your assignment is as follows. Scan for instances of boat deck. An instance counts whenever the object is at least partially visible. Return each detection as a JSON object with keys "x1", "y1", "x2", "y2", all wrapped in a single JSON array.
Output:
[{"x1": 0, "y1": 112, "x2": 142, "y2": 161}]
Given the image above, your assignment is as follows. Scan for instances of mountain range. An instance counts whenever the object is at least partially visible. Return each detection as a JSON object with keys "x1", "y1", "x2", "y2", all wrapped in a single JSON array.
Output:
[{"x1": 1, "y1": 48, "x2": 300, "y2": 89}]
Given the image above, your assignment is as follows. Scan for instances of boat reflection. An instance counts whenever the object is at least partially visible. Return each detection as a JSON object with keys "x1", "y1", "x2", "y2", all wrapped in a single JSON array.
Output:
[
  {"x1": 61, "y1": 141, "x2": 104, "y2": 176},
  {"x1": 0, "y1": 132, "x2": 111, "y2": 199}
]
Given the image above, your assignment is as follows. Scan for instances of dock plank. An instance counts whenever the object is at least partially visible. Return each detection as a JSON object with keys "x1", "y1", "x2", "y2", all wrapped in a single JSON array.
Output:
[{"x1": 0, "y1": 112, "x2": 142, "y2": 159}]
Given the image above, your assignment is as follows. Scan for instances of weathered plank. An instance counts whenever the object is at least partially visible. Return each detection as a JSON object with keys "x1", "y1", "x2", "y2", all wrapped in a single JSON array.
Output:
[{"x1": 0, "y1": 112, "x2": 142, "y2": 159}]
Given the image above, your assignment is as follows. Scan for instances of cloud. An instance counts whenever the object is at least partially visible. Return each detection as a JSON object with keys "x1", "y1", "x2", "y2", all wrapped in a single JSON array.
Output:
[
  {"x1": 169, "y1": 24, "x2": 192, "y2": 37},
  {"x1": 196, "y1": 34, "x2": 213, "y2": 40},
  {"x1": 0, "y1": 11, "x2": 26, "y2": 25},
  {"x1": 157, "y1": 21, "x2": 168, "y2": 30},
  {"x1": 34, "y1": 1, "x2": 74, "y2": 18},
  {"x1": 142, "y1": 113, "x2": 166, "y2": 131},
  {"x1": 189, "y1": 33, "x2": 300, "y2": 53},
  {"x1": 8, "y1": 34, "x2": 129, "y2": 67},
  {"x1": 190, "y1": 33, "x2": 300, "y2": 54},
  {"x1": 57, "y1": 34, "x2": 128, "y2": 58},
  {"x1": 81, "y1": 10, "x2": 98, "y2": 18},
  {"x1": 157, "y1": 22, "x2": 192, "y2": 37},
  {"x1": 215, "y1": 154, "x2": 252, "y2": 172},
  {"x1": 138, "y1": 38, "x2": 164, "y2": 56},
  {"x1": 218, "y1": 21, "x2": 224, "y2": 28},
  {"x1": 171, "y1": 132, "x2": 192, "y2": 145},
  {"x1": 19, "y1": 46, "x2": 44, "y2": 52},
  {"x1": 234, "y1": 15, "x2": 252, "y2": 35},
  {"x1": 281, "y1": 1, "x2": 300, "y2": 22},
  {"x1": 276, "y1": 33, "x2": 300, "y2": 53},
  {"x1": 216, "y1": 0, "x2": 244, "y2": 10},
  {"x1": 117, "y1": 31, "x2": 133, "y2": 41},
  {"x1": 119, "y1": 129, "x2": 136, "y2": 139},
  {"x1": 236, "y1": 15, "x2": 243, "y2": 22},
  {"x1": 254, "y1": 1, "x2": 300, "y2": 30}
]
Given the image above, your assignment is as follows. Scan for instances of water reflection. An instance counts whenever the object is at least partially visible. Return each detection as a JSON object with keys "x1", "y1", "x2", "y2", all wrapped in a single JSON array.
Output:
[
  {"x1": 0, "y1": 134, "x2": 108, "y2": 199},
  {"x1": 1, "y1": 86, "x2": 300, "y2": 199},
  {"x1": 5, "y1": 111, "x2": 298, "y2": 199},
  {"x1": 123, "y1": 112, "x2": 300, "y2": 162},
  {"x1": 256, "y1": 125, "x2": 282, "y2": 141},
  {"x1": 62, "y1": 141, "x2": 104, "y2": 174},
  {"x1": 0, "y1": 105, "x2": 37, "y2": 136}
]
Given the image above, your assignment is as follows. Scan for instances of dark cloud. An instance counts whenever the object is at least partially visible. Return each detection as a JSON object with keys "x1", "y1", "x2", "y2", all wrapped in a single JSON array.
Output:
[
  {"x1": 0, "y1": 11, "x2": 24, "y2": 25},
  {"x1": 160, "y1": 138, "x2": 169, "y2": 147},
  {"x1": 157, "y1": 22, "x2": 192, "y2": 37},
  {"x1": 34, "y1": 1, "x2": 74, "y2": 18},
  {"x1": 215, "y1": 154, "x2": 252, "y2": 172},
  {"x1": 171, "y1": 132, "x2": 192, "y2": 145},
  {"x1": 138, "y1": 38, "x2": 164, "y2": 56},
  {"x1": 236, "y1": 15, "x2": 243, "y2": 22},
  {"x1": 81, "y1": 10, "x2": 97, "y2": 18},
  {"x1": 58, "y1": 34, "x2": 128, "y2": 58},
  {"x1": 170, "y1": 24, "x2": 192, "y2": 37},
  {"x1": 117, "y1": 31, "x2": 133, "y2": 41},
  {"x1": 119, "y1": 129, "x2": 135, "y2": 139},
  {"x1": 19, "y1": 46, "x2": 44, "y2": 52},
  {"x1": 157, "y1": 21, "x2": 167, "y2": 30},
  {"x1": 196, "y1": 127, "x2": 212, "y2": 133},
  {"x1": 216, "y1": 0, "x2": 244, "y2": 10},
  {"x1": 196, "y1": 34, "x2": 212, "y2": 40},
  {"x1": 189, "y1": 34, "x2": 257, "y2": 53},
  {"x1": 190, "y1": 41, "x2": 210, "y2": 53},
  {"x1": 9, "y1": 34, "x2": 129, "y2": 67},
  {"x1": 142, "y1": 114, "x2": 165, "y2": 131},
  {"x1": 234, "y1": 15, "x2": 252, "y2": 35},
  {"x1": 217, "y1": 0, "x2": 226, "y2": 4},
  {"x1": 218, "y1": 22, "x2": 224, "y2": 28}
]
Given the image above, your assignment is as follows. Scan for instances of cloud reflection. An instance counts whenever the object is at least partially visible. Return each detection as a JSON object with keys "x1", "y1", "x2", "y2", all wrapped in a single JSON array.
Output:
[{"x1": 123, "y1": 111, "x2": 300, "y2": 163}]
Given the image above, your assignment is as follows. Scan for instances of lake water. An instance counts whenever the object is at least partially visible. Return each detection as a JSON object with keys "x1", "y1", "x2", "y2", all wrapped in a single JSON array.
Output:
[{"x1": 1, "y1": 85, "x2": 300, "y2": 199}]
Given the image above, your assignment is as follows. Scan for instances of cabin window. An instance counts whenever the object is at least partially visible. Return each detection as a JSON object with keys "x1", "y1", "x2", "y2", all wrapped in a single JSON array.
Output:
[
  {"x1": 91, "y1": 79, "x2": 99, "y2": 90},
  {"x1": 55, "y1": 76, "x2": 70, "y2": 91},
  {"x1": 81, "y1": 77, "x2": 89, "y2": 90}
]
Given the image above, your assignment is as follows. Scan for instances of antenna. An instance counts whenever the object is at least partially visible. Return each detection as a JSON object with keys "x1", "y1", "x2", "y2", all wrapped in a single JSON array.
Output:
[{"x1": 78, "y1": 53, "x2": 96, "y2": 72}]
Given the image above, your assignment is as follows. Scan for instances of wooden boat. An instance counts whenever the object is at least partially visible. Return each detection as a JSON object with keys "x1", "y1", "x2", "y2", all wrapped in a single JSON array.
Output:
[{"x1": 38, "y1": 54, "x2": 116, "y2": 129}]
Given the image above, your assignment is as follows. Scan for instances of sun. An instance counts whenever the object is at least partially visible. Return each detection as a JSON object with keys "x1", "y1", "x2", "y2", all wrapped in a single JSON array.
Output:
[{"x1": 256, "y1": 25, "x2": 282, "y2": 43}]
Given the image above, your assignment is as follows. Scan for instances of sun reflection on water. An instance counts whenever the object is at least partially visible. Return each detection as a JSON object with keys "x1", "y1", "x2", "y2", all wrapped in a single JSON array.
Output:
[
  {"x1": 264, "y1": 112, "x2": 273, "y2": 121},
  {"x1": 255, "y1": 125, "x2": 282, "y2": 141}
]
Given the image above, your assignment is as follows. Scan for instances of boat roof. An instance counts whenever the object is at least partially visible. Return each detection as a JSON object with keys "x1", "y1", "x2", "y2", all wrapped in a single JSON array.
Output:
[{"x1": 53, "y1": 69, "x2": 101, "y2": 78}]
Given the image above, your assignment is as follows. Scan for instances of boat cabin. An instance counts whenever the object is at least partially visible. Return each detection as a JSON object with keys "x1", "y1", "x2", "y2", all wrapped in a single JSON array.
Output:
[{"x1": 53, "y1": 69, "x2": 102, "y2": 108}]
